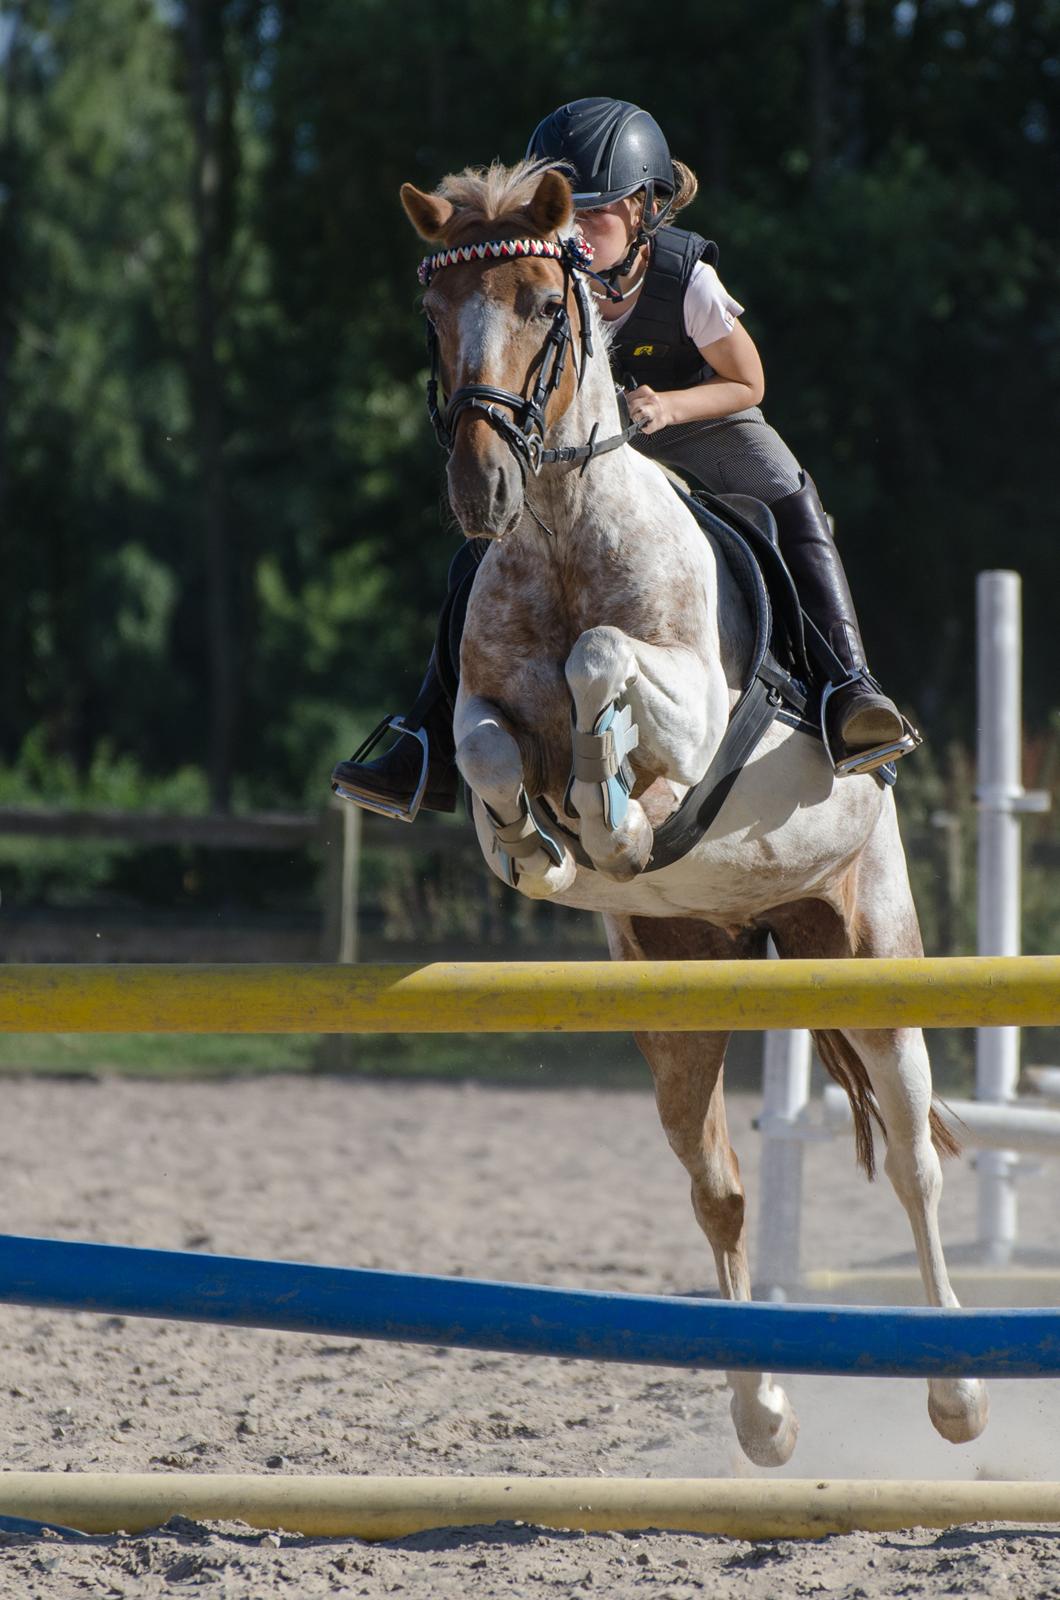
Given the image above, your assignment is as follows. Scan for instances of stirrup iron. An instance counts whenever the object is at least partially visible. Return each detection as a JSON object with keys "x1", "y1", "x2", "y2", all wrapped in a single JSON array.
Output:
[
  {"x1": 331, "y1": 715, "x2": 430, "y2": 823},
  {"x1": 820, "y1": 680, "x2": 922, "y2": 778}
]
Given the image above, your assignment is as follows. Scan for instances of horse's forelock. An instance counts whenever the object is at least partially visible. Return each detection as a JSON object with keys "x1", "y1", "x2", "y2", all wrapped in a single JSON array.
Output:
[{"x1": 434, "y1": 159, "x2": 572, "y2": 245}]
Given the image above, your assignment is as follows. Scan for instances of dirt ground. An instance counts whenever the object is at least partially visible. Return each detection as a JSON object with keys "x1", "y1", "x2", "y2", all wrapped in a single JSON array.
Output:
[{"x1": 2, "y1": 1068, "x2": 1060, "y2": 1598}]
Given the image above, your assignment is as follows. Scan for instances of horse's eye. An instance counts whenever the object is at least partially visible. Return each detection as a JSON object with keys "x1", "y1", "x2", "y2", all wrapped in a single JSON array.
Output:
[{"x1": 538, "y1": 298, "x2": 563, "y2": 320}]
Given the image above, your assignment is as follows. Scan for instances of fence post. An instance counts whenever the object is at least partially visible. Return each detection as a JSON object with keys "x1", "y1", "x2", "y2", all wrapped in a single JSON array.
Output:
[
  {"x1": 316, "y1": 801, "x2": 362, "y2": 1070},
  {"x1": 337, "y1": 802, "x2": 361, "y2": 965}
]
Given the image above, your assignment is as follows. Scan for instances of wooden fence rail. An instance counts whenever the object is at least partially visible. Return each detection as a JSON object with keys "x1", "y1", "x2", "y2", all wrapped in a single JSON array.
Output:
[{"x1": 0, "y1": 804, "x2": 1053, "y2": 967}]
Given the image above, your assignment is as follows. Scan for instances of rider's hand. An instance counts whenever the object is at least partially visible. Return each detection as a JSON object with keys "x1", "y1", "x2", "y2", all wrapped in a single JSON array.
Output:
[{"x1": 625, "y1": 384, "x2": 674, "y2": 436}]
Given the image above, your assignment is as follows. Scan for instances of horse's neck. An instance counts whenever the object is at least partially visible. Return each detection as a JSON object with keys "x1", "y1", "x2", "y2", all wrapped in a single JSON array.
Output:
[{"x1": 530, "y1": 362, "x2": 649, "y2": 546}]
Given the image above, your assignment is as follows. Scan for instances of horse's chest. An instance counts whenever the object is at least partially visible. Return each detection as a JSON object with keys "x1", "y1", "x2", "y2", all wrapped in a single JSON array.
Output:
[
  {"x1": 461, "y1": 545, "x2": 705, "y2": 793},
  {"x1": 463, "y1": 558, "x2": 691, "y2": 685}
]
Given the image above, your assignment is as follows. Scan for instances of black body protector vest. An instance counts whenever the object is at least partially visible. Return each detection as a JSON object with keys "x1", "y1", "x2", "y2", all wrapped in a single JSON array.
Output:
[{"x1": 610, "y1": 226, "x2": 721, "y2": 392}]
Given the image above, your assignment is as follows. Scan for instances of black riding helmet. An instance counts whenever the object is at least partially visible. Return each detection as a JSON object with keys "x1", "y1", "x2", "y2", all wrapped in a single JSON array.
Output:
[{"x1": 525, "y1": 97, "x2": 676, "y2": 231}]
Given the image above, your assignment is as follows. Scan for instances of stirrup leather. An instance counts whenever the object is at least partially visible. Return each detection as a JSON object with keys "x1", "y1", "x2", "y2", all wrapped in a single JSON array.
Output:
[
  {"x1": 331, "y1": 715, "x2": 430, "y2": 823},
  {"x1": 820, "y1": 678, "x2": 922, "y2": 778}
]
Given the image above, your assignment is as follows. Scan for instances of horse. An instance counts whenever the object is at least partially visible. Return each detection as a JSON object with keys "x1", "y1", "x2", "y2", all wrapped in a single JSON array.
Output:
[{"x1": 400, "y1": 157, "x2": 987, "y2": 1467}]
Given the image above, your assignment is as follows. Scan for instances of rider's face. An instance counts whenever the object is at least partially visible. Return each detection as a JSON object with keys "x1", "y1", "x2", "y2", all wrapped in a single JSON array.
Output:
[{"x1": 574, "y1": 196, "x2": 640, "y2": 271}]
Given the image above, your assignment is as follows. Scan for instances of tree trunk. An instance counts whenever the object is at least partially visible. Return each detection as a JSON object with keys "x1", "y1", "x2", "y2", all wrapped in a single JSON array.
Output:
[
  {"x1": 807, "y1": 0, "x2": 832, "y2": 191},
  {"x1": 0, "y1": 4, "x2": 26, "y2": 534},
  {"x1": 183, "y1": 0, "x2": 236, "y2": 812}
]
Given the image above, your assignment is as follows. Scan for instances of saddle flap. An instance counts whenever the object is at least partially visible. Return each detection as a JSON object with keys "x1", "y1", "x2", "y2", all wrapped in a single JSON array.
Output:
[
  {"x1": 677, "y1": 487, "x2": 774, "y2": 691},
  {"x1": 681, "y1": 486, "x2": 810, "y2": 683},
  {"x1": 712, "y1": 492, "x2": 780, "y2": 547}
]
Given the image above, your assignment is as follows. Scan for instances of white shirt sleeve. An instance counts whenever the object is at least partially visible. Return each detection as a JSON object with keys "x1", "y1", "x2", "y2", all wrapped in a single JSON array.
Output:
[{"x1": 683, "y1": 261, "x2": 745, "y2": 350}]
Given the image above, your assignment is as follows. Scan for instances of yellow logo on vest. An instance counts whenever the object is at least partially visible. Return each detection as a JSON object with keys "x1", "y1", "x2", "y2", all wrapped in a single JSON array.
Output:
[{"x1": 632, "y1": 344, "x2": 656, "y2": 356}]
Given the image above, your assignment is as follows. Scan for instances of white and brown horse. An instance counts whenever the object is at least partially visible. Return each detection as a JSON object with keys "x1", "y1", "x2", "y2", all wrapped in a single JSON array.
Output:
[{"x1": 402, "y1": 159, "x2": 986, "y2": 1467}]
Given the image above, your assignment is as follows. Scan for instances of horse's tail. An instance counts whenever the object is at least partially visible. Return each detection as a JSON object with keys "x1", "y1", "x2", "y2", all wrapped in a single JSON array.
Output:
[{"x1": 812, "y1": 1029, "x2": 961, "y2": 1181}]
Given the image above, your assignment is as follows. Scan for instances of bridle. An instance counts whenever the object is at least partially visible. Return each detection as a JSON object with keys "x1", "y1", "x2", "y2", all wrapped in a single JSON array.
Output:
[{"x1": 418, "y1": 233, "x2": 640, "y2": 479}]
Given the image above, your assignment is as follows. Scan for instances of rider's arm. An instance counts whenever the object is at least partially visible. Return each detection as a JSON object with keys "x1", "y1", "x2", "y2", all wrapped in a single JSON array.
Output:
[
  {"x1": 662, "y1": 320, "x2": 765, "y2": 423},
  {"x1": 625, "y1": 262, "x2": 766, "y2": 433},
  {"x1": 626, "y1": 322, "x2": 765, "y2": 432}
]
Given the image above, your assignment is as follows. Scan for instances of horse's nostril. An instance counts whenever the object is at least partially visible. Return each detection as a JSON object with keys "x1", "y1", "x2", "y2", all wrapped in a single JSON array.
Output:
[{"x1": 492, "y1": 467, "x2": 513, "y2": 516}]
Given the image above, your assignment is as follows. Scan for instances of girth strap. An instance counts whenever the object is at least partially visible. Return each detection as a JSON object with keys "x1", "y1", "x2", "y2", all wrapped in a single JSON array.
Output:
[{"x1": 643, "y1": 678, "x2": 781, "y2": 872}]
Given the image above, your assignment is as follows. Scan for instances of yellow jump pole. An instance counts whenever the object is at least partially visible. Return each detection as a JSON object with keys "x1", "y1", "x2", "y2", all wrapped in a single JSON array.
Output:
[
  {"x1": 0, "y1": 956, "x2": 1057, "y2": 1034},
  {"x1": 2, "y1": 1474, "x2": 1060, "y2": 1540}
]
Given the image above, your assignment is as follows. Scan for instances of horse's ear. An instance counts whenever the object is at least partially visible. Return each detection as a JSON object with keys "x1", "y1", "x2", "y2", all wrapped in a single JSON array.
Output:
[
  {"x1": 526, "y1": 168, "x2": 573, "y2": 236},
  {"x1": 400, "y1": 183, "x2": 454, "y2": 242}
]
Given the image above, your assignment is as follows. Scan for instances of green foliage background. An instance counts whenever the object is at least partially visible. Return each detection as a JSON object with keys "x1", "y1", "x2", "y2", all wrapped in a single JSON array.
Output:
[{"x1": 1, "y1": 1, "x2": 1057, "y2": 893}]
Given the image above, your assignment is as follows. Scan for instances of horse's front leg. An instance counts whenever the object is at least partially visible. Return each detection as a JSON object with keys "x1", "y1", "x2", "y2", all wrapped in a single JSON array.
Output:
[
  {"x1": 456, "y1": 692, "x2": 577, "y2": 898},
  {"x1": 565, "y1": 626, "x2": 724, "y2": 880}
]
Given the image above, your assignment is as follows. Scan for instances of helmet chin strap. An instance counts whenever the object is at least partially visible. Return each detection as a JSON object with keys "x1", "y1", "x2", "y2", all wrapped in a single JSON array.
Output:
[
  {"x1": 593, "y1": 181, "x2": 675, "y2": 300},
  {"x1": 591, "y1": 257, "x2": 648, "y2": 304}
]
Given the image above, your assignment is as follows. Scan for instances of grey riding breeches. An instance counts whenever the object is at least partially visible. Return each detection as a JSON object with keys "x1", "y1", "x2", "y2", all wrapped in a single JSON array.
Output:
[{"x1": 631, "y1": 405, "x2": 803, "y2": 505}]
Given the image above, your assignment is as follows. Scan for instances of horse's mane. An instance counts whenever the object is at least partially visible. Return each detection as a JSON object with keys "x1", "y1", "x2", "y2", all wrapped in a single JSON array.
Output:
[{"x1": 435, "y1": 159, "x2": 571, "y2": 244}]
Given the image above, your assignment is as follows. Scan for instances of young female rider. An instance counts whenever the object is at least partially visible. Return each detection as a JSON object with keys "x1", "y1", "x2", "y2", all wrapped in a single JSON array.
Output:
[{"x1": 332, "y1": 97, "x2": 919, "y2": 821}]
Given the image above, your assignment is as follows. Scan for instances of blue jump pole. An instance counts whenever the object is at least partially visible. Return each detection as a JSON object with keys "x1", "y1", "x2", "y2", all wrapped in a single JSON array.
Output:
[{"x1": 2, "y1": 1234, "x2": 1060, "y2": 1379}]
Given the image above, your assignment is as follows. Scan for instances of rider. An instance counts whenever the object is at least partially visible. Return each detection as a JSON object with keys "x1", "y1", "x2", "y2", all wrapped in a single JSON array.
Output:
[{"x1": 332, "y1": 96, "x2": 920, "y2": 820}]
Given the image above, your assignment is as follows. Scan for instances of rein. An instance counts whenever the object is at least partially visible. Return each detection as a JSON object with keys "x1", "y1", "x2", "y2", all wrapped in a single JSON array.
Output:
[{"x1": 418, "y1": 233, "x2": 641, "y2": 478}]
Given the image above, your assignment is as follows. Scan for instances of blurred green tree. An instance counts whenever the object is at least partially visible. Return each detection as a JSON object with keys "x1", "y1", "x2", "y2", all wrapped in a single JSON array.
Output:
[{"x1": 1, "y1": 0, "x2": 1056, "y2": 813}]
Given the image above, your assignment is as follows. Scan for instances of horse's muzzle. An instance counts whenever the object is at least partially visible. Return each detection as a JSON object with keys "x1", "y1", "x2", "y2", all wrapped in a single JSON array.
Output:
[{"x1": 447, "y1": 445, "x2": 524, "y2": 540}]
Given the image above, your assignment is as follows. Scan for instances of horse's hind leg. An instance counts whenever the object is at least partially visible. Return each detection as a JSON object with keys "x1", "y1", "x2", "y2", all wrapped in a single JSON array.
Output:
[
  {"x1": 606, "y1": 913, "x2": 798, "y2": 1469},
  {"x1": 826, "y1": 1024, "x2": 987, "y2": 1441},
  {"x1": 769, "y1": 806, "x2": 988, "y2": 1446}
]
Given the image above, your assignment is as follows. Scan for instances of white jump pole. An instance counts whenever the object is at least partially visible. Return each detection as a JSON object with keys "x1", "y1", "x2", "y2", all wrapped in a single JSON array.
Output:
[
  {"x1": 975, "y1": 571, "x2": 1049, "y2": 1263},
  {"x1": 755, "y1": 942, "x2": 813, "y2": 1300}
]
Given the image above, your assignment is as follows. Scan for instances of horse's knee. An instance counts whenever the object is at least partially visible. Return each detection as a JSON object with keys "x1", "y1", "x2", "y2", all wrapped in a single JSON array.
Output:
[
  {"x1": 565, "y1": 626, "x2": 635, "y2": 702},
  {"x1": 456, "y1": 720, "x2": 521, "y2": 798}
]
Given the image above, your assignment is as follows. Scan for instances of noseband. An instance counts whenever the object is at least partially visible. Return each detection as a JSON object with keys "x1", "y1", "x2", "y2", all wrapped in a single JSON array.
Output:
[{"x1": 418, "y1": 234, "x2": 640, "y2": 478}]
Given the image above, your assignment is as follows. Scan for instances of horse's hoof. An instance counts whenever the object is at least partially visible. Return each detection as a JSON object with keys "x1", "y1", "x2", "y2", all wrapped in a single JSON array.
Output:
[
  {"x1": 928, "y1": 1377, "x2": 989, "y2": 1444},
  {"x1": 597, "y1": 848, "x2": 650, "y2": 883},
  {"x1": 587, "y1": 805, "x2": 653, "y2": 882},
  {"x1": 730, "y1": 1384, "x2": 799, "y2": 1468},
  {"x1": 517, "y1": 852, "x2": 579, "y2": 899}
]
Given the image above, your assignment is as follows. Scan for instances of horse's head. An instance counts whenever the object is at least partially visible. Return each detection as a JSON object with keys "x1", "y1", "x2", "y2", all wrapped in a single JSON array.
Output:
[{"x1": 401, "y1": 161, "x2": 588, "y2": 540}]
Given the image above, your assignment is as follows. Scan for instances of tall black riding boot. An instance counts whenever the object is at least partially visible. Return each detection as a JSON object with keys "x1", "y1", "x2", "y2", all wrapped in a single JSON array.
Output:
[
  {"x1": 770, "y1": 474, "x2": 921, "y2": 775},
  {"x1": 330, "y1": 542, "x2": 484, "y2": 820}
]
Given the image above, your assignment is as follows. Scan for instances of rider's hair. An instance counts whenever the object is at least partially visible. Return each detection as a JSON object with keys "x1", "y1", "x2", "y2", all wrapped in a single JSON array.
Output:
[
  {"x1": 669, "y1": 159, "x2": 699, "y2": 216},
  {"x1": 630, "y1": 159, "x2": 699, "y2": 228}
]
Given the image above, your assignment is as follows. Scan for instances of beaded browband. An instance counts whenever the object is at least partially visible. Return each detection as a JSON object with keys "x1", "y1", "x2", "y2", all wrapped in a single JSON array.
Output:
[{"x1": 418, "y1": 234, "x2": 594, "y2": 286}]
